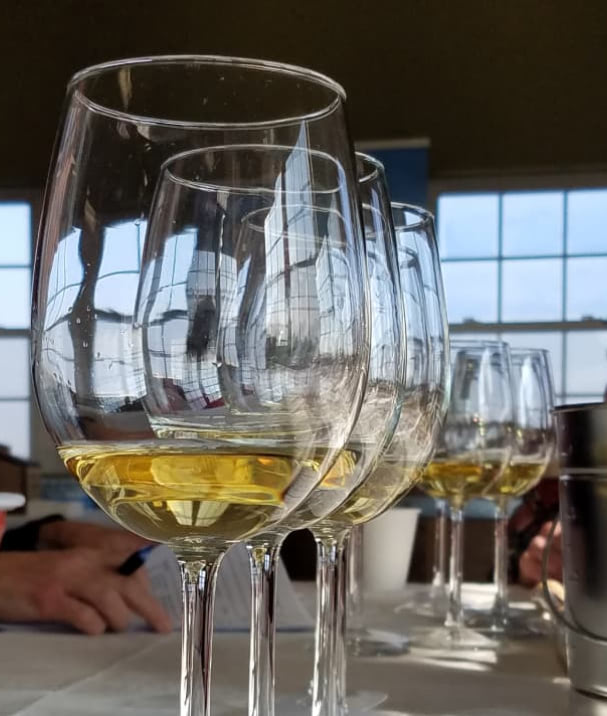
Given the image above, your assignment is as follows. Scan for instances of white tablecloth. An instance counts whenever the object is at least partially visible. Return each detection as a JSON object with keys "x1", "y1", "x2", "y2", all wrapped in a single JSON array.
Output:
[{"x1": 0, "y1": 585, "x2": 602, "y2": 716}]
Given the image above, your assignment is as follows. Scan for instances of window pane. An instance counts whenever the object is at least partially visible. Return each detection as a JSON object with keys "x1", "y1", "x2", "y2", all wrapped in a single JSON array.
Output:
[
  {"x1": 502, "y1": 192, "x2": 563, "y2": 256},
  {"x1": 500, "y1": 331, "x2": 563, "y2": 396},
  {"x1": 567, "y1": 189, "x2": 607, "y2": 254},
  {"x1": 566, "y1": 257, "x2": 607, "y2": 320},
  {"x1": 441, "y1": 261, "x2": 498, "y2": 323},
  {"x1": 0, "y1": 203, "x2": 31, "y2": 265},
  {"x1": 437, "y1": 194, "x2": 498, "y2": 258},
  {"x1": 0, "y1": 268, "x2": 30, "y2": 328},
  {"x1": 501, "y1": 259, "x2": 562, "y2": 322},
  {"x1": 0, "y1": 400, "x2": 29, "y2": 458},
  {"x1": 0, "y1": 338, "x2": 29, "y2": 398},
  {"x1": 566, "y1": 331, "x2": 607, "y2": 395}
]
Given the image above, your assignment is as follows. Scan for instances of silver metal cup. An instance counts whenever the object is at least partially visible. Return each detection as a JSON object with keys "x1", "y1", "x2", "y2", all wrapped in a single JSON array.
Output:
[{"x1": 555, "y1": 402, "x2": 607, "y2": 698}]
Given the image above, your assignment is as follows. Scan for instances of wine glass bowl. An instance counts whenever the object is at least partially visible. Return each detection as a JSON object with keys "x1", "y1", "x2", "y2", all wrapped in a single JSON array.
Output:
[
  {"x1": 32, "y1": 56, "x2": 367, "y2": 716},
  {"x1": 469, "y1": 347, "x2": 556, "y2": 635},
  {"x1": 416, "y1": 340, "x2": 514, "y2": 650}
]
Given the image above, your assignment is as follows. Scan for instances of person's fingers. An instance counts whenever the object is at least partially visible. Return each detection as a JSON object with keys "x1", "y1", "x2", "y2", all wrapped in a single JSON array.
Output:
[
  {"x1": 539, "y1": 520, "x2": 558, "y2": 539},
  {"x1": 519, "y1": 531, "x2": 563, "y2": 586},
  {"x1": 547, "y1": 550, "x2": 563, "y2": 580},
  {"x1": 78, "y1": 583, "x2": 132, "y2": 632},
  {"x1": 121, "y1": 579, "x2": 172, "y2": 633},
  {"x1": 530, "y1": 534, "x2": 547, "y2": 553},
  {"x1": 41, "y1": 590, "x2": 107, "y2": 635},
  {"x1": 519, "y1": 550, "x2": 542, "y2": 586},
  {"x1": 106, "y1": 531, "x2": 152, "y2": 556},
  {"x1": 93, "y1": 546, "x2": 140, "y2": 569}
]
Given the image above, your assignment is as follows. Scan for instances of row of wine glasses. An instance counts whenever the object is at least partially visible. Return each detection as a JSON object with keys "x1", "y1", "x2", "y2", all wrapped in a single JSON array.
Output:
[
  {"x1": 390, "y1": 341, "x2": 555, "y2": 650},
  {"x1": 32, "y1": 56, "x2": 450, "y2": 716}
]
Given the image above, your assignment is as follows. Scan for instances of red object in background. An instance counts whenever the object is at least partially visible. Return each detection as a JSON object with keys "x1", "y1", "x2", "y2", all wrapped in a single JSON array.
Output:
[{"x1": 0, "y1": 493, "x2": 26, "y2": 543}]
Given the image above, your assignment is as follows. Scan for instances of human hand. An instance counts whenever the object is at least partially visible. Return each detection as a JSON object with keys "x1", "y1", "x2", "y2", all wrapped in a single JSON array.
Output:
[
  {"x1": 0, "y1": 548, "x2": 172, "y2": 635},
  {"x1": 519, "y1": 520, "x2": 562, "y2": 587},
  {"x1": 38, "y1": 519, "x2": 152, "y2": 559}
]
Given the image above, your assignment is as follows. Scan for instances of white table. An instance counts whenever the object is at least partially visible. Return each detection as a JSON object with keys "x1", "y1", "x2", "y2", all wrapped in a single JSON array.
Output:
[{"x1": 0, "y1": 585, "x2": 603, "y2": 716}]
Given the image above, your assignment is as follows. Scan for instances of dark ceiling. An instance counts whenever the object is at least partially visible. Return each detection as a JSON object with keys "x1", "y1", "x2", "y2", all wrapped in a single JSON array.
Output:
[{"x1": 2, "y1": 0, "x2": 607, "y2": 187}]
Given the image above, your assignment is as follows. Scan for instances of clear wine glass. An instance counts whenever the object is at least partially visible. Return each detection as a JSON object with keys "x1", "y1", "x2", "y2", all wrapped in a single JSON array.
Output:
[
  {"x1": 344, "y1": 203, "x2": 450, "y2": 658},
  {"x1": 416, "y1": 339, "x2": 514, "y2": 650},
  {"x1": 242, "y1": 151, "x2": 406, "y2": 716},
  {"x1": 319, "y1": 199, "x2": 449, "y2": 713},
  {"x1": 468, "y1": 348, "x2": 556, "y2": 636},
  {"x1": 32, "y1": 57, "x2": 368, "y2": 716}
]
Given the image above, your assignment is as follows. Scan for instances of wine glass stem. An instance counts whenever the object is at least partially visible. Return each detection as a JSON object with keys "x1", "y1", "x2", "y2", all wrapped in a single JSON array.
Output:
[
  {"x1": 430, "y1": 499, "x2": 448, "y2": 596},
  {"x1": 445, "y1": 505, "x2": 464, "y2": 630},
  {"x1": 346, "y1": 525, "x2": 364, "y2": 630},
  {"x1": 177, "y1": 550, "x2": 225, "y2": 716},
  {"x1": 312, "y1": 529, "x2": 348, "y2": 716},
  {"x1": 246, "y1": 536, "x2": 284, "y2": 716},
  {"x1": 336, "y1": 529, "x2": 351, "y2": 714},
  {"x1": 492, "y1": 499, "x2": 510, "y2": 628}
]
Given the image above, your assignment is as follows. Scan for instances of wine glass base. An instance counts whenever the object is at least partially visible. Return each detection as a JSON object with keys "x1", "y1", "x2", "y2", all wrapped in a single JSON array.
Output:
[
  {"x1": 413, "y1": 624, "x2": 499, "y2": 651},
  {"x1": 466, "y1": 610, "x2": 555, "y2": 639},
  {"x1": 348, "y1": 627, "x2": 410, "y2": 656},
  {"x1": 394, "y1": 593, "x2": 448, "y2": 619},
  {"x1": 286, "y1": 689, "x2": 387, "y2": 714}
]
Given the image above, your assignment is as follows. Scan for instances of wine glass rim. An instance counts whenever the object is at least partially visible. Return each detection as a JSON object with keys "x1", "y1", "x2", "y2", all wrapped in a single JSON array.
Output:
[
  {"x1": 68, "y1": 54, "x2": 346, "y2": 129},
  {"x1": 450, "y1": 338, "x2": 510, "y2": 349},
  {"x1": 391, "y1": 201, "x2": 434, "y2": 230},
  {"x1": 355, "y1": 151, "x2": 385, "y2": 184},
  {"x1": 160, "y1": 144, "x2": 346, "y2": 196},
  {"x1": 509, "y1": 347, "x2": 551, "y2": 357}
]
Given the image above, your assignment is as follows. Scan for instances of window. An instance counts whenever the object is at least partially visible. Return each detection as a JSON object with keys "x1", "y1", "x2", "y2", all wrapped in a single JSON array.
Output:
[
  {"x1": 437, "y1": 188, "x2": 607, "y2": 405},
  {"x1": 0, "y1": 201, "x2": 33, "y2": 458}
]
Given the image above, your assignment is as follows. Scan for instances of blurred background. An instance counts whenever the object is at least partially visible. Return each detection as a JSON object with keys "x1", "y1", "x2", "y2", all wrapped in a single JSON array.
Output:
[{"x1": 0, "y1": 1, "x2": 605, "y2": 574}]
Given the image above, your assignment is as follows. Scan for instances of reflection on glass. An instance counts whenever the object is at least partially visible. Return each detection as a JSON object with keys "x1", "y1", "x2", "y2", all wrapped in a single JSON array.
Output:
[
  {"x1": 0, "y1": 268, "x2": 30, "y2": 328},
  {"x1": 566, "y1": 257, "x2": 607, "y2": 321},
  {"x1": 0, "y1": 338, "x2": 30, "y2": 397},
  {"x1": 501, "y1": 259, "x2": 562, "y2": 322},
  {"x1": 500, "y1": 331, "x2": 563, "y2": 395},
  {"x1": 566, "y1": 331, "x2": 607, "y2": 395},
  {"x1": 567, "y1": 189, "x2": 607, "y2": 254},
  {"x1": 502, "y1": 191, "x2": 563, "y2": 257},
  {"x1": 441, "y1": 261, "x2": 498, "y2": 323},
  {"x1": 437, "y1": 194, "x2": 499, "y2": 258},
  {"x1": 99, "y1": 222, "x2": 142, "y2": 275},
  {"x1": 0, "y1": 401, "x2": 29, "y2": 458},
  {"x1": 0, "y1": 203, "x2": 31, "y2": 264}
]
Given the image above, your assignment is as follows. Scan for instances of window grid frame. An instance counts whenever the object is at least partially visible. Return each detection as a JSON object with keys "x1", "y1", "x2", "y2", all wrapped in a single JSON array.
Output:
[
  {"x1": 0, "y1": 190, "x2": 40, "y2": 460},
  {"x1": 438, "y1": 185, "x2": 607, "y2": 405}
]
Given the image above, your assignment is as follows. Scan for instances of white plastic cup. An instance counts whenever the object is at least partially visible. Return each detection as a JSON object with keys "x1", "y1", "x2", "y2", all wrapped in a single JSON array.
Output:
[{"x1": 362, "y1": 507, "x2": 420, "y2": 592}]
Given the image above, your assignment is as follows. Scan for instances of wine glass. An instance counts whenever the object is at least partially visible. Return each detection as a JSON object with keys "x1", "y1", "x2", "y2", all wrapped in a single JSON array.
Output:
[
  {"x1": 386, "y1": 205, "x2": 452, "y2": 619},
  {"x1": 319, "y1": 198, "x2": 449, "y2": 713},
  {"x1": 416, "y1": 340, "x2": 514, "y2": 650},
  {"x1": 32, "y1": 57, "x2": 368, "y2": 716},
  {"x1": 469, "y1": 348, "x2": 556, "y2": 636},
  {"x1": 241, "y1": 151, "x2": 406, "y2": 716},
  {"x1": 346, "y1": 203, "x2": 451, "y2": 654}
]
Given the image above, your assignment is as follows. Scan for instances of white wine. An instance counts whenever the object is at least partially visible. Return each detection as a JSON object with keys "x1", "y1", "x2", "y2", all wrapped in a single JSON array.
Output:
[
  {"x1": 314, "y1": 459, "x2": 422, "y2": 531},
  {"x1": 278, "y1": 449, "x2": 361, "y2": 530},
  {"x1": 60, "y1": 441, "x2": 317, "y2": 545},
  {"x1": 419, "y1": 458, "x2": 505, "y2": 506},
  {"x1": 484, "y1": 461, "x2": 546, "y2": 499}
]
